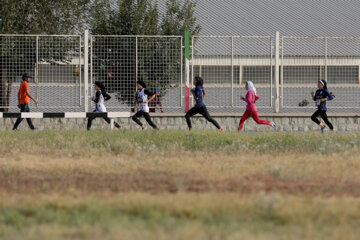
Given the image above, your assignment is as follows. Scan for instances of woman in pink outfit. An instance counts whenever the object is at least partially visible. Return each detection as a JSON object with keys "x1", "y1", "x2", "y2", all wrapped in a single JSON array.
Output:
[{"x1": 238, "y1": 81, "x2": 276, "y2": 131}]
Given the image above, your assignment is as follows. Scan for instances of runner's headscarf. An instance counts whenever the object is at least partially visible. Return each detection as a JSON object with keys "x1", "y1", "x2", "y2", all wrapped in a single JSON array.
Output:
[
  {"x1": 195, "y1": 76, "x2": 204, "y2": 87},
  {"x1": 94, "y1": 81, "x2": 111, "y2": 101},
  {"x1": 247, "y1": 81, "x2": 256, "y2": 95},
  {"x1": 137, "y1": 80, "x2": 146, "y2": 88},
  {"x1": 318, "y1": 79, "x2": 327, "y2": 89}
]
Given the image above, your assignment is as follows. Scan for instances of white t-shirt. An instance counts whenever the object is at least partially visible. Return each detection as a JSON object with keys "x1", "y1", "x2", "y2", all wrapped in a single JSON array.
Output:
[
  {"x1": 94, "y1": 90, "x2": 107, "y2": 112},
  {"x1": 136, "y1": 88, "x2": 153, "y2": 113}
]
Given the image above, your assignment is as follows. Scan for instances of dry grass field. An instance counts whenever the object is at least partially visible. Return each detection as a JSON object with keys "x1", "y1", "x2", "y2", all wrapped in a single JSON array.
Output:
[{"x1": 1, "y1": 130, "x2": 360, "y2": 240}]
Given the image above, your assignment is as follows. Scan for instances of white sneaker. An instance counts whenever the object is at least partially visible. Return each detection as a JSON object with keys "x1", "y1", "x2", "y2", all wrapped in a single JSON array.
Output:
[{"x1": 271, "y1": 122, "x2": 276, "y2": 129}]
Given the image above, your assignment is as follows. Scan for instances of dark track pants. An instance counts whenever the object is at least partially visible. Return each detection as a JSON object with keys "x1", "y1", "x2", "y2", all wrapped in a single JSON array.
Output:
[
  {"x1": 87, "y1": 116, "x2": 121, "y2": 130},
  {"x1": 13, "y1": 104, "x2": 35, "y2": 130},
  {"x1": 311, "y1": 109, "x2": 334, "y2": 130},
  {"x1": 185, "y1": 105, "x2": 221, "y2": 129},
  {"x1": 132, "y1": 111, "x2": 158, "y2": 129}
]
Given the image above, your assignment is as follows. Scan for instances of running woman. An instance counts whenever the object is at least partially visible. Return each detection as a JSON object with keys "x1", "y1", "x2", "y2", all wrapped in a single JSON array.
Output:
[
  {"x1": 87, "y1": 81, "x2": 121, "y2": 130},
  {"x1": 13, "y1": 73, "x2": 38, "y2": 130},
  {"x1": 311, "y1": 79, "x2": 335, "y2": 133},
  {"x1": 185, "y1": 77, "x2": 223, "y2": 131},
  {"x1": 132, "y1": 80, "x2": 158, "y2": 130},
  {"x1": 238, "y1": 81, "x2": 275, "y2": 131}
]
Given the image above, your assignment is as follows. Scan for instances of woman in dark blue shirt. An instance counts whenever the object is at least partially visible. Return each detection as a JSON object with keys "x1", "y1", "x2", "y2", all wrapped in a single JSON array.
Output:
[
  {"x1": 310, "y1": 80, "x2": 334, "y2": 133},
  {"x1": 185, "y1": 77, "x2": 223, "y2": 131}
]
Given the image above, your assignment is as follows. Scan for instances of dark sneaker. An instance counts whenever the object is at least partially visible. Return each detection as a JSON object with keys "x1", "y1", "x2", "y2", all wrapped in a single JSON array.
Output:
[{"x1": 321, "y1": 126, "x2": 326, "y2": 133}]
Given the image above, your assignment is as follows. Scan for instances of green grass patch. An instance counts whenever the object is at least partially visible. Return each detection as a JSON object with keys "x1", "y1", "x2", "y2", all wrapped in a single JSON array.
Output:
[
  {"x1": 0, "y1": 130, "x2": 359, "y2": 156},
  {"x1": 1, "y1": 194, "x2": 360, "y2": 240}
]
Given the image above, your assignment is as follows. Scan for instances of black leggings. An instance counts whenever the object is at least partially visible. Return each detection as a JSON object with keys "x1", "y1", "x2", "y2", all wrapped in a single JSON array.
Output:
[
  {"x1": 311, "y1": 109, "x2": 333, "y2": 130},
  {"x1": 132, "y1": 111, "x2": 158, "y2": 129},
  {"x1": 185, "y1": 105, "x2": 221, "y2": 129},
  {"x1": 87, "y1": 116, "x2": 121, "y2": 130}
]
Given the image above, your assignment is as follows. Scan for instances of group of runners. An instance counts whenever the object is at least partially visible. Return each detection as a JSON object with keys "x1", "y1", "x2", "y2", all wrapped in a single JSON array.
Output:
[{"x1": 13, "y1": 73, "x2": 335, "y2": 133}]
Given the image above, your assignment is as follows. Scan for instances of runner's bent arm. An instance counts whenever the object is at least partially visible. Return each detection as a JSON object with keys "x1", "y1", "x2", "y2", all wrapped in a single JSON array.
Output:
[
  {"x1": 93, "y1": 91, "x2": 101, "y2": 103},
  {"x1": 145, "y1": 94, "x2": 156, "y2": 103},
  {"x1": 144, "y1": 89, "x2": 155, "y2": 103}
]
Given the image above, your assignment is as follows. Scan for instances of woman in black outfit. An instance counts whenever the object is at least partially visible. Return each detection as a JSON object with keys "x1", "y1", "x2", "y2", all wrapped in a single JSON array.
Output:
[
  {"x1": 310, "y1": 79, "x2": 335, "y2": 133},
  {"x1": 185, "y1": 77, "x2": 223, "y2": 131}
]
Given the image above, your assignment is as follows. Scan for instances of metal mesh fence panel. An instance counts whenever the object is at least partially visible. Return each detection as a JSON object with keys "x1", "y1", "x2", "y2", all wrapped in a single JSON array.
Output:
[
  {"x1": 38, "y1": 36, "x2": 82, "y2": 111},
  {"x1": 3, "y1": 33, "x2": 360, "y2": 115},
  {"x1": 0, "y1": 36, "x2": 36, "y2": 112},
  {"x1": 281, "y1": 36, "x2": 360, "y2": 113},
  {"x1": 326, "y1": 37, "x2": 360, "y2": 111},
  {"x1": 192, "y1": 36, "x2": 274, "y2": 113},
  {"x1": 91, "y1": 35, "x2": 182, "y2": 113},
  {"x1": 0, "y1": 35, "x2": 83, "y2": 112}
]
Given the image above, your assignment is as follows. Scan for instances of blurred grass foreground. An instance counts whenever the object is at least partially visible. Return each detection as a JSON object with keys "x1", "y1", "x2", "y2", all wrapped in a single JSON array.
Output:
[{"x1": 1, "y1": 130, "x2": 360, "y2": 240}]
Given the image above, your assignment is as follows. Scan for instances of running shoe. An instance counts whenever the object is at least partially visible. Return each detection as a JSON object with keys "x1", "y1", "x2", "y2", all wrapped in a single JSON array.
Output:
[{"x1": 321, "y1": 126, "x2": 326, "y2": 133}]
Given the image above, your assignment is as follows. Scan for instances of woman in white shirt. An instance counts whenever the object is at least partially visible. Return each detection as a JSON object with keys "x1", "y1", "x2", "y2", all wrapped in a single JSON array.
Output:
[
  {"x1": 87, "y1": 81, "x2": 121, "y2": 130},
  {"x1": 132, "y1": 80, "x2": 158, "y2": 130}
]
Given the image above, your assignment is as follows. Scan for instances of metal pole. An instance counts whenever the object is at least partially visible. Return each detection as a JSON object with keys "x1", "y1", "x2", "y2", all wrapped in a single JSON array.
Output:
[
  {"x1": 136, "y1": 36, "x2": 138, "y2": 83},
  {"x1": 270, "y1": 37, "x2": 273, "y2": 107},
  {"x1": 79, "y1": 36, "x2": 82, "y2": 106},
  {"x1": 274, "y1": 31, "x2": 280, "y2": 113},
  {"x1": 239, "y1": 65, "x2": 242, "y2": 85},
  {"x1": 231, "y1": 36, "x2": 234, "y2": 106},
  {"x1": 180, "y1": 36, "x2": 183, "y2": 107},
  {"x1": 90, "y1": 35, "x2": 93, "y2": 110},
  {"x1": 84, "y1": 30, "x2": 89, "y2": 112},
  {"x1": 324, "y1": 37, "x2": 328, "y2": 82},
  {"x1": 186, "y1": 32, "x2": 191, "y2": 110},
  {"x1": 281, "y1": 36, "x2": 284, "y2": 107},
  {"x1": 35, "y1": 36, "x2": 39, "y2": 107}
]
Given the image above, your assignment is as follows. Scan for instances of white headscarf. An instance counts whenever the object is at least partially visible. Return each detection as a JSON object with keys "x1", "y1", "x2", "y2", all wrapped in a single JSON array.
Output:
[{"x1": 247, "y1": 81, "x2": 256, "y2": 95}]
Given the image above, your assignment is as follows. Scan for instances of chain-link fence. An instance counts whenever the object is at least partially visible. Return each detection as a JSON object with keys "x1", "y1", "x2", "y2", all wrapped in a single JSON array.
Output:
[
  {"x1": 0, "y1": 35, "x2": 83, "y2": 112},
  {"x1": 191, "y1": 35, "x2": 274, "y2": 113},
  {"x1": 281, "y1": 36, "x2": 360, "y2": 113},
  {"x1": 1, "y1": 33, "x2": 360, "y2": 114},
  {"x1": 91, "y1": 35, "x2": 183, "y2": 113}
]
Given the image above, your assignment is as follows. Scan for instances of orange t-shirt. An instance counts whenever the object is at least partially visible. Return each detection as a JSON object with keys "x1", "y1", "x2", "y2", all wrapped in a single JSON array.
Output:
[{"x1": 19, "y1": 81, "x2": 30, "y2": 104}]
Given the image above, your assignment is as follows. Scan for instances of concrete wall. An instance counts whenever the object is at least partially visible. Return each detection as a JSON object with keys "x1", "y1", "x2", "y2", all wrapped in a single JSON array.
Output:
[{"x1": 2, "y1": 113, "x2": 360, "y2": 132}]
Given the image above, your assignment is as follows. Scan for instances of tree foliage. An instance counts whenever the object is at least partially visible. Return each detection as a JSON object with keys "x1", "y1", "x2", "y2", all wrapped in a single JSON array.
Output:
[
  {"x1": 0, "y1": 0, "x2": 90, "y2": 111},
  {"x1": 0, "y1": 0, "x2": 91, "y2": 34},
  {"x1": 90, "y1": 0, "x2": 201, "y2": 106},
  {"x1": 0, "y1": 0, "x2": 201, "y2": 110}
]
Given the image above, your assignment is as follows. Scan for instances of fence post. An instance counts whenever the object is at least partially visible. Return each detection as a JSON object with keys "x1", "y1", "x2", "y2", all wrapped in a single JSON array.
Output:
[
  {"x1": 84, "y1": 30, "x2": 89, "y2": 112},
  {"x1": 324, "y1": 37, "x2": 328, "y2": 82},
  {"x1": 135, "y1": 36, "x2": 138, "y2": 83},
  {"x1": 79, "y1": 36, "x2": 82, "y2": 107},
  {"x1": 185, "y1": 30, "x2": 190, "y2": 112},
  {"x1": 180, "y1": 36, "x2": 183, "y2": 107},
  {"x1": 274, "y1": 31, "x2": 280, "y2": 113},
  {"x1": 231, "y1": 36, "x2": 234, "y2": 107},
  {"x1": 35, "y1": 36, "x2": 39, "y2": 107}
]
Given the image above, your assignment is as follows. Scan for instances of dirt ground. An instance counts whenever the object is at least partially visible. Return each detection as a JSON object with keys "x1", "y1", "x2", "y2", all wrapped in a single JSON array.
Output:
[{"x1": 2, "y1": 165, "x2": 360, "y2": 197}]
